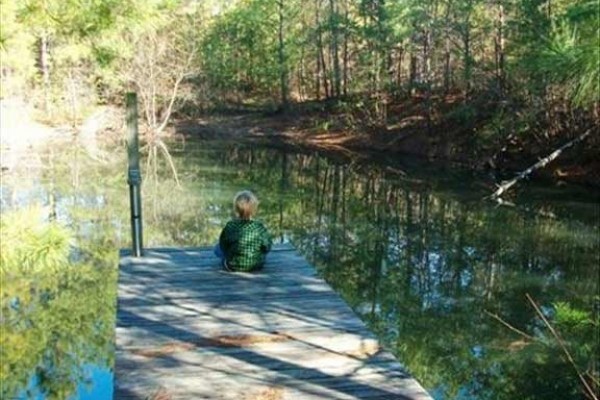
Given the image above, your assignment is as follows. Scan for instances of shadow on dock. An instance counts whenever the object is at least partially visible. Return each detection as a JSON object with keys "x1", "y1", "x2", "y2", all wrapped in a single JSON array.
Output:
[{"x1": 114, "y1": 245, "x2": 432, "y2": 399}]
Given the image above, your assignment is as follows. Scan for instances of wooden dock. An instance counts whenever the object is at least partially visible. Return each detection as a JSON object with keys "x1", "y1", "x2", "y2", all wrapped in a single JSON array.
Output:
[{"x1": 114, "y1": 244, "x2": 432, "y2": 400}]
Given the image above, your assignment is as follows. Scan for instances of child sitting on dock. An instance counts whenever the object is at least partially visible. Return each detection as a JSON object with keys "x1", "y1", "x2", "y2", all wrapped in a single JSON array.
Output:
[{"x1": 215, "y1": 190, "x2": 272, "y2": 272}]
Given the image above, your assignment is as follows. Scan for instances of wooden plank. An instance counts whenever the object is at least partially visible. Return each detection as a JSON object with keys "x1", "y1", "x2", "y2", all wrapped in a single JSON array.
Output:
[
  {"x1": 115, "y1": 302, "x2": 371, "y2": 326},
  {"x1": 117, "y1": 269, "x2": 321, "y2": 286},
  {"x1": 115, "y1": 244, "x2": 432, "y2": 400},
  {"x1": 116, "y1": 328, "x2": 380, "y2": 353},
  {"x1": 118, "y1": 286, "x2": 320, "y2": 299},
  {"x1": 115, "y1": 351, "x2": 404, "y2": 378},
  {"x1": 114, "y1": 371, "x2": 428, "y2": 400}
]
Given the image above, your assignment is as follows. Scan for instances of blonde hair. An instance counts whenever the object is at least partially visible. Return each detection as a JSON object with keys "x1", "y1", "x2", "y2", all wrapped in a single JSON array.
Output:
[{"x1": 234, "y1": 190, "x2": 258, "y2": 220}]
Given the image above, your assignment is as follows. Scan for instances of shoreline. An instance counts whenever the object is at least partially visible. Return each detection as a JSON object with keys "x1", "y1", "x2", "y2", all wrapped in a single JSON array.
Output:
[{"x1": 173, "y1": 108, "x2": 600, "y2": 190}]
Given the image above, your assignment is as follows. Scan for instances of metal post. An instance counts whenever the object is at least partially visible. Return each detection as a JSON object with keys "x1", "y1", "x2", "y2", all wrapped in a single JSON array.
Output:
[{"x1": 126, "y1": 92, "x2": 143, "y2": 257}]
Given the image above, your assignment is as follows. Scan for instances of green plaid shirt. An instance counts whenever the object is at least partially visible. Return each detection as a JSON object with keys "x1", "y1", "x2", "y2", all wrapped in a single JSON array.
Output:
[{"x1": 219, "y1": 219, "x2": 272, "y2": 271}]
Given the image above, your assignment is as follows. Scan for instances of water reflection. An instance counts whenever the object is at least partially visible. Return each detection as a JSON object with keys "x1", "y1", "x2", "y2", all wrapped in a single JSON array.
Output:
[
  {"x1": 188, "y1": 144, "x2": 598, "y2": 400},
  {"x1": 1, "y1": 140, "x2": 598, "y2": 399}
]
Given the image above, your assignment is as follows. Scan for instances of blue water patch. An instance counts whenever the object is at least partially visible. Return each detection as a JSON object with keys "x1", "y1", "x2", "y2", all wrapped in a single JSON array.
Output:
[
  {"x1": 17, "y1": 365, "x2": 113, "y2": 400},
  {"x1": 73, "y1": 365, "x2": 113, "y2": 400}
]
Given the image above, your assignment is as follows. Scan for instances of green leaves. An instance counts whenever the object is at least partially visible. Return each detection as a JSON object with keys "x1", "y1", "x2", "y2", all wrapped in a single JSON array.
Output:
[
  {"x1": 0, "y1": 207, "x2": 71, "y2": 274},
  {"x1": 513, "y1": 0, "x2": 599, "y2": 106},
  {"x1": 553, "y1": 302, "x2": 595, "y2": 333},
  {"x1": 201, "y1": 0, "x2": 290, "y2": 102},
  {"x1": 0, "y1": 206, "x2": 117, "y2": 400}
]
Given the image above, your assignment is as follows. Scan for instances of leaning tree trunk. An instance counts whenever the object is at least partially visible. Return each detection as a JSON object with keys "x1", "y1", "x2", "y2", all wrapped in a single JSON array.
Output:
[{"x1": 490, "y1": 129, "x2": 593, "y2": 199}]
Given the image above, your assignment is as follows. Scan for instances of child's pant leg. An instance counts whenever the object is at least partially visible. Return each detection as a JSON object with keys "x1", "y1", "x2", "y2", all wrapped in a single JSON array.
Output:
[{"x1": 214, "y1": 243, "x2": 224, "y2": 260}]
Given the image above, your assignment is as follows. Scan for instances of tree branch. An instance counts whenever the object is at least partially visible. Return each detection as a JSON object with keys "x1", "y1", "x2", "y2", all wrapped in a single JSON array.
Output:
[
  {"x1": 484, "y1": 310, "x2": 535, "y2": 341},
  {"x1": 155, "y1": 33, "x2": 196, "y2": 135}
]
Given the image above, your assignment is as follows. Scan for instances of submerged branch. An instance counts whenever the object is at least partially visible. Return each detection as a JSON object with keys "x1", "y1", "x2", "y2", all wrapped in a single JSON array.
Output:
[
  {"x1": 484, "y1": 310, "x2": 535, "y2": 341},
  {"x1": 526, "y1": 294, "x2": 598, "y2": 400},
  {"x1": 493, "y1": 197, "x2": 557, "y2": 220}
]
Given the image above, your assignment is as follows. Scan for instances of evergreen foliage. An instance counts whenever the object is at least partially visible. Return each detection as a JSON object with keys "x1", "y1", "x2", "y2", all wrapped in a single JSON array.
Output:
[{"x1": 2, "y1": 0, "x2": 597, "y2": 116}]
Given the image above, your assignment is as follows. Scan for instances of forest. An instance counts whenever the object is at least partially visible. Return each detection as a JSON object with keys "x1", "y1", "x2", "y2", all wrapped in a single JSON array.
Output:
[
  {"x1": 1, "y1": 1, "x2": 599, "y2": 399},
  {"x1": 1, "y1": 0, "x2": 598, "y2": 183}
]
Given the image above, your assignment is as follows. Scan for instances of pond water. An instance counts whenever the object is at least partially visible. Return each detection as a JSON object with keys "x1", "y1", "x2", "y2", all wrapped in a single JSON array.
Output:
[{"x1": 1, "y1": 139, "x2": 598, "y2": 400}]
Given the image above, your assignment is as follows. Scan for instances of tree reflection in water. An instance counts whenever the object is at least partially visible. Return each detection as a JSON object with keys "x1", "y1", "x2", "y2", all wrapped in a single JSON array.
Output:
[{"x1": 1, "y1": 140, "x2": 597, "y2": 399}]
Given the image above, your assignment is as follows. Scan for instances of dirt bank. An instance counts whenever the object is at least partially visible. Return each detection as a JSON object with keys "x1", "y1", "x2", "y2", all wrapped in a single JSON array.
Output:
[{"x1": 173, "y1": 99, "x2": 600, "y2": 188}]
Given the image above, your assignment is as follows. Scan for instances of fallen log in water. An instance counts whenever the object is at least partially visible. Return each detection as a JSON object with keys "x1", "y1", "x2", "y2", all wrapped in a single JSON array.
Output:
[{"x1": 490, "y1": 128, "x2": 594, "y2": 199}]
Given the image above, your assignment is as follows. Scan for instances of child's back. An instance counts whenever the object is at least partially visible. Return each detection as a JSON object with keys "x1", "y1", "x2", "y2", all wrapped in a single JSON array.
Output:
[{"x1": 218, "y1": 191, "x2": 272, "y2": 272}]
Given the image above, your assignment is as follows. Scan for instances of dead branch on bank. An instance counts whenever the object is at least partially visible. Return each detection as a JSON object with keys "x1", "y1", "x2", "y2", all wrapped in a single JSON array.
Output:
[{"x1": 124, "y1": 15, "x2": 198, "y2": 187}]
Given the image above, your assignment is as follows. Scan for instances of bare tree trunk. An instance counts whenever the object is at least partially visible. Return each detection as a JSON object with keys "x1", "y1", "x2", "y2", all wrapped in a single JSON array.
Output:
[
  {"x1": 463, "y1": 18, "x2": 471, "y2": 98},
  {"x1": 387, "y1": 48, "x2": 394, "y2": 92},
  {"x1": 396, "y1": 45, "x2": 404, "y2": 96},
  {"x1": 155, "y1": 46, "x2": 195, "y2": 134},
  {"x1": 299, "y1": 46, "x2": 306, "y2": 101},
  {"x1": 315, "y1": 0, "x2": 322, "y2": 100},
  {"x1": 321, "y1": 45, "x2": 330, "y2": 98},
  {"x1": 277, "y1": 0, "x2": 289, "y2": 109},
  {"x1": 443, "y1": 1, "x2": 453, "y2": 94},
  {"x1": 494, "y1": 0, "x2": 505, "y2": 95},
  {"x1": 342, "y1": 0, "x2": 349, "y2": 96},
  {"x1": 376, "y1": 0, "x2": 389, "y2": 125},
  {"x1": 423, "y1": 28, "x2": 433, "y2": 132},
  {"x1": 329, "y1": 0, "x2": 341, "y2": 98},
  {"x1": 444, "y1": 35, "x2": 451, "y2": 94},
  {"x1": 423, "y1": 29, "x2": 431, "y2": 89},
  {"x1": 317, "y1": 0, "x2": 330, "y2": 100},
  {"x1": 409, "y1": 51, "x2": 417, "y2": 96}
]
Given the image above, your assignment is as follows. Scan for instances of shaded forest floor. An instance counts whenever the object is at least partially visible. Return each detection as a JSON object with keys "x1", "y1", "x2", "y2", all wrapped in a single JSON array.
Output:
[{"x1": 175, "y1": 95, "x2": 600, "y2": 187}]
